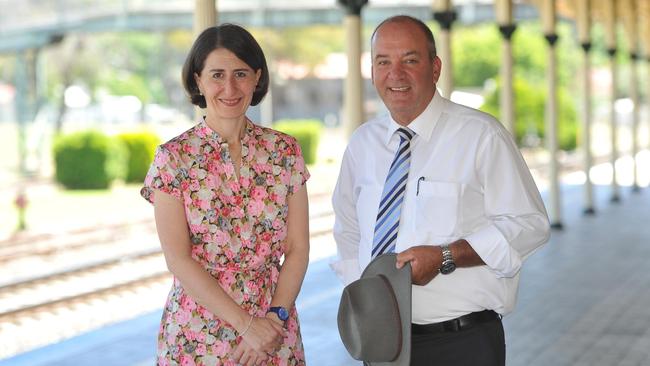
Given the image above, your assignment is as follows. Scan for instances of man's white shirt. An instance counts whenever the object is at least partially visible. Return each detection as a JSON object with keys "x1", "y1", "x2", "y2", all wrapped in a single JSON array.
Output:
[{"x1": 331, "y1": 92, "x2": 550, "y2": 323}]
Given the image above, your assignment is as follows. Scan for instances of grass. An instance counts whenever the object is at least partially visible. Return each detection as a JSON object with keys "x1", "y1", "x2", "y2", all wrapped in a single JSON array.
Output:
[{"x1": 0, "y1": 182, "x2": 153, "y2": 241}]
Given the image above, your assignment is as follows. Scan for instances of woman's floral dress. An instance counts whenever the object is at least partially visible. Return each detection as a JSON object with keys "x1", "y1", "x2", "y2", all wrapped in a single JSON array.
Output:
[{"x1": 141, "y1": 119, "x2": 309, "y2": 365}]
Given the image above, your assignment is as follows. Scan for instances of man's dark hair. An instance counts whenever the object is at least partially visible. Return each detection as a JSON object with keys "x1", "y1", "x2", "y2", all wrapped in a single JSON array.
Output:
[
  {"x1": 371, "y1": 15, "x2": 437, "y2": 60},
  {"x1": 182, "y1": 23, "x2": 269, "y2": 108}
]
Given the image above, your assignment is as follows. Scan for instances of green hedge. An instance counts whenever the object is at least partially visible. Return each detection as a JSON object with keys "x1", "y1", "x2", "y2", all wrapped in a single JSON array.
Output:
[
  {"x1": 53, "y1": 131, "x2": 127, "y2": 189},
  {"x1": 117, "y1": 131, "x2": 160, "y2": 183},
  {"x1": 273, "y1": 119, "x2": 322, "y2": 165}
]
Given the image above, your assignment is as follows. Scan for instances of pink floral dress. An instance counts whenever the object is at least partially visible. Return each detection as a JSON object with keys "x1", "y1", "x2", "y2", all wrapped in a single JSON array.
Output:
[{"x1": 141, "y1": 119, "x2": 309, "y2": 365}]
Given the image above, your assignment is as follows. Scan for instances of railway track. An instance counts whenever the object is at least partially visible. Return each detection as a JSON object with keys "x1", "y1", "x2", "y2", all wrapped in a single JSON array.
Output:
[
  {"x1": 0, "y1": 206, "x2": 335, "y2": 326},
  {"x1": 0, "y1": 218, "x2": 157, "y2": 263}
]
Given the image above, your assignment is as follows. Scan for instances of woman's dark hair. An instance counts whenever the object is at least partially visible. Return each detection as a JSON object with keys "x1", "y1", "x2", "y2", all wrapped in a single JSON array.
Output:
[{"x1": 182, "y1": 23, "x2": 270, "y2": 108}]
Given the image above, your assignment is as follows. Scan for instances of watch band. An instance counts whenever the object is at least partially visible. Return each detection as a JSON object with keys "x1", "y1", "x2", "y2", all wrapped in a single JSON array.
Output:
[
  {"x1": 439, "y1": 244, "x2": 456, "y2": 275},
  {"x1": 267, "y1": 306, "x2": 289, "y2": 322}
]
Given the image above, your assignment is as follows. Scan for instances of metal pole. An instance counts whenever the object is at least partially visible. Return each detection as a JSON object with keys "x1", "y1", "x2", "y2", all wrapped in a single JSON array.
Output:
[
  {"x1": 339, "y1": 0, "x2": 367, "y2": 138},
  {"x1": 496, "y1": 0, "x2": 516, "y2": 135},
  {"x1": 629, "y1": 52, "x2": 640, "y2": 192},
  {"x1": 14, "y1": 52, "x2": 29, "y2": 231},
  {"x1": 542, "y1": 0, "x2": 562, "y2": 229},
  {"x1": 604, "y1": 0, "x2": 619, "y2": 202},
  {"x1": 577, "y1": 0, "x2": 594, "y2": 214},
  {"x1": 433, "y1": 0, "x2": 456, "y2": 99}
]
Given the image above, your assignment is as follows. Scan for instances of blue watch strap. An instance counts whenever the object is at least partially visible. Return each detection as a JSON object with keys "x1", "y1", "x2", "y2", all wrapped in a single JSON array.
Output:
[{"x1": 268, "y1": 306, "x2": 289, "y2": 321}]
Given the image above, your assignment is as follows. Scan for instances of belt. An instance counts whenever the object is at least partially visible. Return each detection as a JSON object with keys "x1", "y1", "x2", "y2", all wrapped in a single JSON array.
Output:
[{"x1": 411, "y1": 310, "x2": 501, "y2": 335}]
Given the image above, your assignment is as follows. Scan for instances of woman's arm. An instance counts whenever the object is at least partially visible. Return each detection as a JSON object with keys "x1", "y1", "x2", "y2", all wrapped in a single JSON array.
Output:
[
  {"x1": 153, "y1": 190, "x2": 284, "y2": 353},
  {"x1": 266, "y1": 184, "x2": 310, "y2": 323}
]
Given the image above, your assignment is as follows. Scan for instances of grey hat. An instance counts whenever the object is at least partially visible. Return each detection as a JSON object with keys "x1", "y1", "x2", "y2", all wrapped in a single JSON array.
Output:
[{"x1": 337, "y1": 254, "x2": 412, "y2": 366}]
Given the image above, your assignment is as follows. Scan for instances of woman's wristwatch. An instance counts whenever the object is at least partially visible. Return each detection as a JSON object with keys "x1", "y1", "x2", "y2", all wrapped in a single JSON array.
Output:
[{"x1": 267, "y1": 306, "x2": 289, "y2": 322}]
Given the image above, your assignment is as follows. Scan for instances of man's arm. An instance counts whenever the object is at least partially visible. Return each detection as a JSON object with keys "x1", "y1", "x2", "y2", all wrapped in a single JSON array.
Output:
[
  {"x1": 398, "y1": 127, "x2": 550, "y2": 285},
  {"x1": 331, "y1": 146, "x2": 362, "y2": 285}
]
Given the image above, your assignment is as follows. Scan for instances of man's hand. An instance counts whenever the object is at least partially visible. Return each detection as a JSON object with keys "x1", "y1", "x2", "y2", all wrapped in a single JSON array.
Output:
[{"x1": 396, "y1": 245, "x2": 442, "y2": 285}]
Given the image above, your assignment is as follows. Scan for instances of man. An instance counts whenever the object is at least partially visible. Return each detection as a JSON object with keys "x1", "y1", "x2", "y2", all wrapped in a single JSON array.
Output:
[{"x1": 332, "y1": 15, "x2": 550, "y2": 365}]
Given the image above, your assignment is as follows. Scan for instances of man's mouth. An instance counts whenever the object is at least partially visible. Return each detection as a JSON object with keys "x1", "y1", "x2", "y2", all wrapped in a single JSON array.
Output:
[{"x1": 389, "y1": 86, "x2": 410, "y2": 92}]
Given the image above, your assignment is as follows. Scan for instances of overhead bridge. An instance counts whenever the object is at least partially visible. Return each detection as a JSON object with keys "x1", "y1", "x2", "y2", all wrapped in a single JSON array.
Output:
[{"x1": 0, "y1": 0, "x2": 537, "y2": 53}]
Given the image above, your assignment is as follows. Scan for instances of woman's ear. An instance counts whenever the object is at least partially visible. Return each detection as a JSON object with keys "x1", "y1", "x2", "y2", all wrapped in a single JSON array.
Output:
[{"x1": 194, "y1": 72, "x2": 202, "y2": 94}]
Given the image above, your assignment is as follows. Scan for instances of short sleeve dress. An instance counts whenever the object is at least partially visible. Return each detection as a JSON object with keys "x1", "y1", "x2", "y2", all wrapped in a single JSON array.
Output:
[{"x1": 141, "y1": 119, "x2": 310, "y2": 366}]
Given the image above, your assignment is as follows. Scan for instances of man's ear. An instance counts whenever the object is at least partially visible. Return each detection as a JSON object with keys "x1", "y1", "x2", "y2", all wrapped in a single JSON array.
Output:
[{"x1": 432, "y1": 56, "x2": 442, "y2": 84}]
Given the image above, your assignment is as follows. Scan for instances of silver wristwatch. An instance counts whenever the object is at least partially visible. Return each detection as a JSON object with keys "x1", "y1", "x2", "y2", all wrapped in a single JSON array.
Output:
[{"x1": 439, "y1": 244, "x2": 456, "y2": 275}]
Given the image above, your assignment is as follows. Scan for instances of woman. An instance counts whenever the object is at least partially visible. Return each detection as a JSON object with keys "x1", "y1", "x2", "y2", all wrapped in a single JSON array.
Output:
[{"x1": 141, "y1": 24, "x2": 310, "y2": 366}]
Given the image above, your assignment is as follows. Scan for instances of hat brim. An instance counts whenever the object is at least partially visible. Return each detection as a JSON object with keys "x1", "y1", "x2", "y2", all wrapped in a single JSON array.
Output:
[{"x1": 361, "y1": 254, "x2": 411, "y2": 366}]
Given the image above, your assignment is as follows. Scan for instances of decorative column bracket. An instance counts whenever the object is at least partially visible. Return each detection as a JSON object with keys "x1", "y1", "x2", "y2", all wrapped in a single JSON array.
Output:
[
  {"x1": 338, "y1": 0, "x2": 368, "y2": 15},
  {"x1": 581, "y1": 42, "x2": 592, "y2": 53},
  {"x1": 544, "y1": 33, "x2": 559, "y2": 46},
  {"x1": 607, "y1": 48, "x2": 617, "y2": 57},
  {"x1": 433, "y1": 10, "x2": 457, "y2": 30},
  {"x1": 498, "y1": 24, "x2": 517, "y2": 40}
]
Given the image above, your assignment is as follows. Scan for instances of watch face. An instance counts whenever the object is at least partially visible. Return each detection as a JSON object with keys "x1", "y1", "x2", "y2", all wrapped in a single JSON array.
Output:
[
  {"x1": 440, "y1": 262, "x2": 456, "y2": 275},
  {"x1": 271, "y1": 306, "x2": 289, "y2": 321},
  {"x1": 278, "y1": 307, "x2": 289, "y2": 321}
]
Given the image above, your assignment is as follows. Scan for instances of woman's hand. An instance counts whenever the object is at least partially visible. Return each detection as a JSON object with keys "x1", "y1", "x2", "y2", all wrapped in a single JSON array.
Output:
[
  {"x1": 233, "y1": 316, "x2": 285, "y2": 364},
  {"x1": 232, "y1": 342, "x2": 268, "y2": 366}
]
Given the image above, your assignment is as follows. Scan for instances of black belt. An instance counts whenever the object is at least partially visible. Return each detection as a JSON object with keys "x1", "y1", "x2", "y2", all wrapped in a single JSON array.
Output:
[{"x1": 411, "y1": 310, "x2": 501, "y2": 334}]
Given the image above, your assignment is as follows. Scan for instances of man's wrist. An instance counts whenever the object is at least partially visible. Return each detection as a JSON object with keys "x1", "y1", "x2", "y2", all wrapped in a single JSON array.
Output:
[{"x1": 439, "y1": 244, "x2": 456, "y2": 274}]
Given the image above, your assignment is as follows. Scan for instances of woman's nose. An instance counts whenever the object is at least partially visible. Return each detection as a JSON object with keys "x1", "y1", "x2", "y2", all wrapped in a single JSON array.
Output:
[{"x1": 223, "y1": 76, "x2": 237, "y2": 93}]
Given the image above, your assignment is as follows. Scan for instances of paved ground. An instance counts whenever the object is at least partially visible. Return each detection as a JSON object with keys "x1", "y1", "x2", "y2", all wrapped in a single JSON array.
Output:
[{"x1": 2, "y1": 181, "x2": 649, "y2": 366}]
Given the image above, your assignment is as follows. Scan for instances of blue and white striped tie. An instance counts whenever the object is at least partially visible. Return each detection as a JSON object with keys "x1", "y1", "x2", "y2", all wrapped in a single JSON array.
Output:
[{"x1": 371, "y1": 127, "x2": 415, "y2": 258}]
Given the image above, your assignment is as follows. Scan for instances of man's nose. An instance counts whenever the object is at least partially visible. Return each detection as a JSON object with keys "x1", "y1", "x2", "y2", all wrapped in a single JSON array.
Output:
[{"x1": 388, "y1": 63, "x2": 405, "y2": 79}]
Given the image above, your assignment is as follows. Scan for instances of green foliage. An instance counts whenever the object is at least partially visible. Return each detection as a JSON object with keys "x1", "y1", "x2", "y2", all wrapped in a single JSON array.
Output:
[
  {"x1": 452, "y1": 26, "x2": 501, "y2": 87},
  {"x1": 450, "y1": 22, "x2": 580, "y2": 89},
  {"x1": 252, "y1": 25, "x2": 345, "y2": 73},
  {"x1": 53, "y1": 131, "x2": 127, "y2": 189},
  {"x1": 117, "y1": 131, "x2": 160, "y2": 183},
  {"x1": 513, "y1": 22, "x2": 580, "y2": 89},
  {"x1": 481, "y1": 77, "x2": 578, "y2": 151},
  {"x1": 273, "y1": 119, "x2": 323, "y2": 165},
  {"x1": 98, "y1": 72, "x2": 152, "y2": 104}
]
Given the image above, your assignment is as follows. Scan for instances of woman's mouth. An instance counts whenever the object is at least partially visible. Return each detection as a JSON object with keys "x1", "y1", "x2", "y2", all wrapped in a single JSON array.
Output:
[{"x1": 219, "y1": 98, "x2": 241, "y2": 106}]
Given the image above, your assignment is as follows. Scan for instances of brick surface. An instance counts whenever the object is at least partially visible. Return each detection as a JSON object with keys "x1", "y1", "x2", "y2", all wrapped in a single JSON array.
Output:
[{"x1": 2, "y1": 184, "x2": 649, "y2": 366}]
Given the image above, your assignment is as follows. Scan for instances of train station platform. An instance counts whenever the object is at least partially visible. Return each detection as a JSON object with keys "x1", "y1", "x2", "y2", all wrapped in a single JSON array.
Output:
[{"x1": 1, "y1": 180, "x2": 649, "y2": 366}]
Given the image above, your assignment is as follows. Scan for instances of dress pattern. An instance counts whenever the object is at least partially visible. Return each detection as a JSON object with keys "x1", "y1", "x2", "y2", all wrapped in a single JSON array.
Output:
[{"x1": 141, "y1": 119, "x2": 309, "y2": 365}]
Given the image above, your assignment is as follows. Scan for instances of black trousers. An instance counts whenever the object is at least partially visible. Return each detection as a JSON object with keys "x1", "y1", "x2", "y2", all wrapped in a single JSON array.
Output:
[{"x1": 410, "y1": 317, "x2": 505, "y2": 366}]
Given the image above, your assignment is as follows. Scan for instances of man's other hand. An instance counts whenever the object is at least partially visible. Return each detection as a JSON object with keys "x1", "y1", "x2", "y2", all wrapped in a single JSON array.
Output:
[{"x1": 396, "y1": 245, "x2": 441, "y2": 285}]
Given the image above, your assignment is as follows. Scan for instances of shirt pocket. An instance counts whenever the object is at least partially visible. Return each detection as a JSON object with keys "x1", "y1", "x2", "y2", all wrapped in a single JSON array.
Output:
[
  {"x1": 415, "y1": 180, "x2": 461, "y2": 237},
  {"x1": 355, "y1": 184, "x2": 383, "y2": 245}
]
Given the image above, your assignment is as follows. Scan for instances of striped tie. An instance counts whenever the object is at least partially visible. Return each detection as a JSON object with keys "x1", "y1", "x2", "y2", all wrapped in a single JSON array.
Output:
[{"x1": 371, "y1": 127, "x2": 415, "y2": 258}]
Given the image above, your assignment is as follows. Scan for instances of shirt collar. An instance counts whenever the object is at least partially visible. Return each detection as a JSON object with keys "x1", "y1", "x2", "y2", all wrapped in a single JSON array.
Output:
[
  {"x1": 382, "y1": 90, "x2": 445, "y2": 145},
  {"x1": 197, "y1": 116, "x2": 255, "y2": 149}
]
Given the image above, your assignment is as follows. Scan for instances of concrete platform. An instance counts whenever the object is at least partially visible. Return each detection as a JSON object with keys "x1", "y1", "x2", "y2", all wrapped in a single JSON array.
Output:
[{"x1": 1, "y1": 183, "x2": 649, "y2": 366}]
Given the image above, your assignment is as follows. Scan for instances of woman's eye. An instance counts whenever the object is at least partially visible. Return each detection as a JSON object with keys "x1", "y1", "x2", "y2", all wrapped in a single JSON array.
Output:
[{"x1": 212, "y1": 72, "x2": 223, "y2": 79}]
